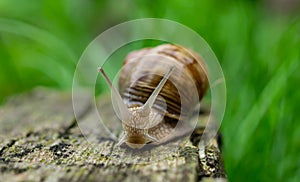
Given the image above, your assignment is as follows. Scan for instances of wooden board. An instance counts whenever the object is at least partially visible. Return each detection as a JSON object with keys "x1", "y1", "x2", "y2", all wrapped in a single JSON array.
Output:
[{"x1": 0, "y1": 88, "x2": 226, "y2": 182}]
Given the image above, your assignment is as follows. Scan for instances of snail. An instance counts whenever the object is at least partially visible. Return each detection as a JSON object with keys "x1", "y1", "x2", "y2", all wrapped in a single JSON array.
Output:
[{"x1": 98, "y1": 44, "x2": 208, "y2": 149}]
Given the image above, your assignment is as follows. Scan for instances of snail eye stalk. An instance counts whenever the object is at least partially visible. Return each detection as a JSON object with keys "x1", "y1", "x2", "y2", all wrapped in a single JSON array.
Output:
[
  {"x1": 98, "y1": 67, "x2": 131, "y2": 122},
  {"x1": 141, "y1": 66, "x2": 174, "y2": 114}
]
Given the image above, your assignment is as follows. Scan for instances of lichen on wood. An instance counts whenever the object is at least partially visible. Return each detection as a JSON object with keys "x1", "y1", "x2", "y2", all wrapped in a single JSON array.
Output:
[{"x1": 0, "y1": 88, "x2": 226, "y2": 182}]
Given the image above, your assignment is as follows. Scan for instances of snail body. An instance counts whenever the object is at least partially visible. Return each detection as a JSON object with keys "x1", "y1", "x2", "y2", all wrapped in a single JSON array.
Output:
[{"x1": 99, "y1": 44, "x2": 208, "y2": 149}]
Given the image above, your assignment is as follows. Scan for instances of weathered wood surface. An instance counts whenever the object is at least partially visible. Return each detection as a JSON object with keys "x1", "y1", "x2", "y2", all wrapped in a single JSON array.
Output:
[{"x1": 0, "y1": 88, "x2": 226, "y2": 182}]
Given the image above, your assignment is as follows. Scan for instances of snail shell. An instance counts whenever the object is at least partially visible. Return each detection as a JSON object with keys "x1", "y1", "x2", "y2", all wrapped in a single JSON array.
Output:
[
  {"x1": 119, "y1": 44, "x2": 208, "y2": 147},
  {"x1": 99, "y1": 44, "x2": 208, "y2": 149}
]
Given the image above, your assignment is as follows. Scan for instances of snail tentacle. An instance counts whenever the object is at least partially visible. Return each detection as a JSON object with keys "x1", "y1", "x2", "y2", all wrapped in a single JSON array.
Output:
[
  {"x1": 98, "y1": 67, "x2": 132, "y2": 122},
  {"x1": 141, "y1": 66, "x2": 174, "y2": 114},
  {"x1": 145, "y1": 133, "x2": 160, "y2": 143},
  {"x1": 116, "y1": 131, "x2": 128, "y2": 146},
  {"x1": 141, "y1": 66, "x2": 175, "y2": 129}
]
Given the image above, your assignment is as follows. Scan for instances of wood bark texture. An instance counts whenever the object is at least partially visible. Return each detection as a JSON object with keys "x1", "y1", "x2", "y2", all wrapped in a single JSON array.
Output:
[{"x1": 0, "y1": 88, "x2": 226, "y2": 182}]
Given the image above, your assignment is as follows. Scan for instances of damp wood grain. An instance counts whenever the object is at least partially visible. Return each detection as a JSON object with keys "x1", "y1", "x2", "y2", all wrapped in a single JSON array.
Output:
[{"x1": 0, "y1": 88, "x2": 226, "y2": 182}]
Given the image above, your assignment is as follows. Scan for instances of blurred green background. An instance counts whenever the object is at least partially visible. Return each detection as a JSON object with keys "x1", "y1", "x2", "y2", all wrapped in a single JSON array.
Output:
[{"x1": 0, "y1": 0, "x2": 299, "y2": 181}]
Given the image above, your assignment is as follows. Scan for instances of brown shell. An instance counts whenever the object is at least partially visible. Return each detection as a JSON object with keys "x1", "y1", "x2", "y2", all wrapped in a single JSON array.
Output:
[{"x1": 118, "y1": 44, "x2": 208, "y2": 125}]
